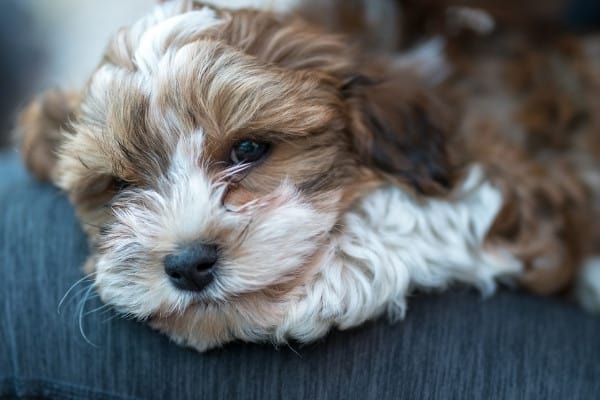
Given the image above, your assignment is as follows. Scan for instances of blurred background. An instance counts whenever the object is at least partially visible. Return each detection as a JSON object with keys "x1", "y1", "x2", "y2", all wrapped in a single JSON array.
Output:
[
  {"x1": 0, "y1": 0, "x2": 599, "y2": 150},
  {"x1": 0, "y1": 0, "x2": 153, "y2": 149}
]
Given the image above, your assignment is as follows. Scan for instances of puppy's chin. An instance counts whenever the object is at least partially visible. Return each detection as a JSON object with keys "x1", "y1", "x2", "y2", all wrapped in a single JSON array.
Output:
[{"x1": 145, "y1": 293, "x2": 291, "y2": 352}]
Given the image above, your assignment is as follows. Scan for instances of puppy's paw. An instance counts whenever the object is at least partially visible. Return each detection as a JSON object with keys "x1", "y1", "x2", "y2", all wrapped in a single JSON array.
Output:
[
  {"x1": 576, "y1": 257, "x2": 600, "y2": 313},
  {"x1": 17, "y1": 89, "x2": 79, "y2": 181}
]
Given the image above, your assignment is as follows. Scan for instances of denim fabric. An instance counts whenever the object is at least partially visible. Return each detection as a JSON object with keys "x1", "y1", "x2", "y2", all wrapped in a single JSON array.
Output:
[
  {"x1": 0, "y1": 150, "x2": 27, "y2": 190},
  {"x1": 1, "y1": 151, "x2": 600, "y2": 400}
]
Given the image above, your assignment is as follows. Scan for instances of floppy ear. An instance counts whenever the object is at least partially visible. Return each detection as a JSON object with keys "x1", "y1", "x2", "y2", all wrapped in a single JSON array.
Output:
[
  {"x1": 17, "y1": 89, "x2": 79, "y2": 182},
  {"x1": 343, "y1": 73, "x2": 455, "y2": 195}
]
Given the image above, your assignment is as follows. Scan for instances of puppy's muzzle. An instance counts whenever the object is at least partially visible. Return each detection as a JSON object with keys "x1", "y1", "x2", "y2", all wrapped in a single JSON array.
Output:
[{"x1": 164, "y1": 243, "x2": 218, "y2": 292}]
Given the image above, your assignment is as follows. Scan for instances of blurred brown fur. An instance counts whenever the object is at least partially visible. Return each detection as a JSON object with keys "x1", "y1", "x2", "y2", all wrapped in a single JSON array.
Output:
[
  {"x1": 18, "y1": 90, "x2": 78, "y2": 181},
  {"x1": 441, "y1": 31, "x2": 600, "y2": 294}
]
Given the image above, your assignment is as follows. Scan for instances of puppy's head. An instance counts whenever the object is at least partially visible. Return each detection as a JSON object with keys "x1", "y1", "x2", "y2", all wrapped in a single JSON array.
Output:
[{"x1": 20, "y1": 0, "x2": 453, "y2": 349}]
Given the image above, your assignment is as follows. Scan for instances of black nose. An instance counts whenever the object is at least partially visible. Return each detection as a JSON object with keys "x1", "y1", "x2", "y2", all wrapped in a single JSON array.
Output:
[{"x1": 164, "y1": 243, "x2": 218, "y2": 292}]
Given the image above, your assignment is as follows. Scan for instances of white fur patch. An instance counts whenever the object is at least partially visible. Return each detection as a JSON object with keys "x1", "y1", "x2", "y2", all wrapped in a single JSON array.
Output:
[
  {"x1": 197, "y1": 0, "x2": 303, "y2": 13},
  {"x1": 576, "y1": 257, "x2": 600, "y2": 313},
  {"x1": 134, "y1": 5, "x2": 223, "y2": 75},
  {"x1": 447, "y1": 6, "x2": 496, "y2": 35},
  {"x1": 394, "y1": 38, "x2": 451, "y2": 86},
  {"x1": 278, "y1": 167, "x2": 522, "y2": 342}
]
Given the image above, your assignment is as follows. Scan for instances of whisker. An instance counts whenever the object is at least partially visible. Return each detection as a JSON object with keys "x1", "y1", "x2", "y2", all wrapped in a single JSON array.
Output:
[
  {"x1": 223, "y1": 195, "x2": 260, "y2": 214},
  {"x1": 101, "y1": 313, "x2": 121, "y2": 323},
  {"x1": 286, "y1": 343, "x2": 303, "y2": 358},
  {"x1": 57, "y1": 273, "x2": 97, "y2": 314},
  {"x1": 83, "y1": 223, "x2": 103, "y2": 230},
  {"x1": 96, "y1": 306, "x2": 118, "y2": 318},
  {"x1": 83, "y1": 302, "x2": 112, "y2": 317},
  {"x1": 215, "y1": 163, "x2": 252, "y2": 183},
  {"x1": 77, "y1": 284, "x2": 99, "y2": 347},
  {"x1": 210, "y1": 160, "x2": 230, "y2": 170},
  {"x1": 236, "y1": 216, "x2": 254, "y2": 243}
]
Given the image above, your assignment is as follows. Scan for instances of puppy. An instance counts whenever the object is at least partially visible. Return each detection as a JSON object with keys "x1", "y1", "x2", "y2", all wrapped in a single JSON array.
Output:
[{"x1": 18, "y1": 0, "x2": 600, "y2": 352}]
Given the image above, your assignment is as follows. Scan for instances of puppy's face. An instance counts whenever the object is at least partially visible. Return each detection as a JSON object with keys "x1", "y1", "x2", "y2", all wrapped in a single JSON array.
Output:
[{"x1": 27, "y1": 1, "x2": 453, "y2": 349}]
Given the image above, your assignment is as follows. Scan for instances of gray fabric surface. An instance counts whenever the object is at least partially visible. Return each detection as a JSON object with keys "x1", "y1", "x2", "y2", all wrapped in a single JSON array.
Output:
[{"x1": 1, "y1": 151, "x2": 599, "y2": 400}]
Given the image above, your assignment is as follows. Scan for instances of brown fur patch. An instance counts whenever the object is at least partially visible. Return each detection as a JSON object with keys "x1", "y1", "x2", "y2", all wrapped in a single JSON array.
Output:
[
  {"x1": 18, "y1": 90, "x2": 79, "y2": 181},
  {"x1": 444, "y1": 30, "x2": 600, "y2": 294},
  {"x1": 344, "y1": 73, "x2": 456, "y2": 195}
]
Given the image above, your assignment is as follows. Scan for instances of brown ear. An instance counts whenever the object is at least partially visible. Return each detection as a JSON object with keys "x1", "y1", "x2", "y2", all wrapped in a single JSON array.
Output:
[
  {"x1": 344, "y1": 73, "x2": 454, "y2": 195},
  {"x1": 17, "y1": 89, "x2": 79, "y2": 182}
]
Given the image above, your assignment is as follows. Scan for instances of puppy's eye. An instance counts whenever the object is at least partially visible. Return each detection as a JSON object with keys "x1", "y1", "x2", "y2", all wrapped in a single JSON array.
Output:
[
  {"x1": 229, "y1": 140, "x2": 270, "y2": 165},
  {"x1": 111, "y1": 177, "x2": 131, "y2": 192}
]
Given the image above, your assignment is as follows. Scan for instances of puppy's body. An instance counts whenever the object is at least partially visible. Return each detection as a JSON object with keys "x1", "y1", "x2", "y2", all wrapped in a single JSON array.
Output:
[{"x1": 19, "y1": 0, "x2": 600, "y2": 351}]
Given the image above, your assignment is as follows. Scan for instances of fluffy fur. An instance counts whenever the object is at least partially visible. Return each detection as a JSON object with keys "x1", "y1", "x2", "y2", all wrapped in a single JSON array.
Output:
[{"x1": 18, "y1": 0, "x2": 600, "y2": 352}]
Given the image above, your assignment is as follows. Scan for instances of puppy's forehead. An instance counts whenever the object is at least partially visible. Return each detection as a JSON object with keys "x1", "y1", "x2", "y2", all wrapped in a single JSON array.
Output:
[
  {"x1": 103, "y1": 2, "x2": 223, "y2": 72},
  {"x1": 71, "y1": 0, "x2": 354, "y2": 188},
  {"x1": 133, "y1": 6, "x2": 224, "y2": 76}
]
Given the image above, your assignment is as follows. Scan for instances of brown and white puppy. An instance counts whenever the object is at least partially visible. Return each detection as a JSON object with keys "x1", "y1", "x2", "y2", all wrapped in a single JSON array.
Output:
[{"x1": 18, "y1": 0, "x2": 600, "y2": 351}]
